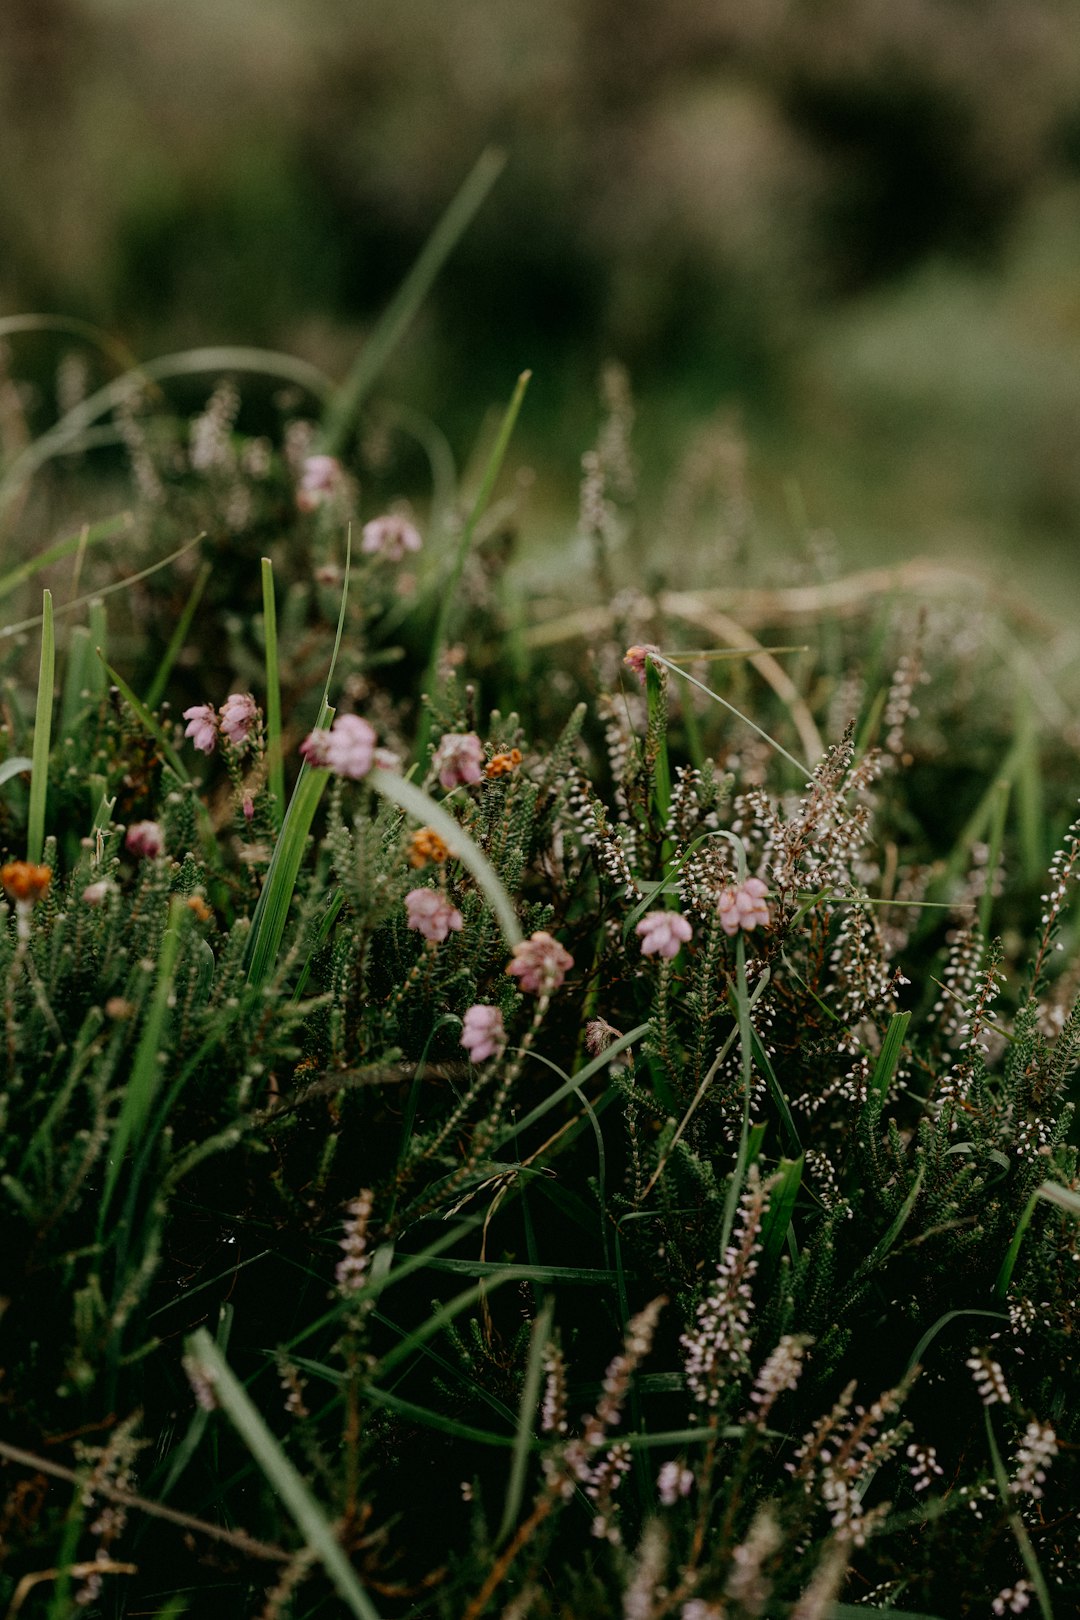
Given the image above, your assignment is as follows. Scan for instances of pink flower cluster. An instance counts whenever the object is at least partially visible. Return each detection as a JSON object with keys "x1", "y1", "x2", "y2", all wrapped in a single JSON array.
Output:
[
  {"x1": 506, "y1": 930, "x2": 573, "y2": 995},
  {"x1": 717, "y1": 876, "x2": 770, "y2": 936},
  {"x1": 300, "y1": 714, "x2": 377, "y2": 779},
  {"x1": 296, "y1": 454, "x2": 345, "y2": 514},
  {"x1": 361, "y1": 513, "x2": 422, "y2": 561},
  {"x1": 183, "y1": 693, "x2": 258, "y2": 755},
  {"x1": 623, "y1": 643, "x2": 662, "y2": 685},
  {"x1": 125, "y1": 820, "x2": 163, "y2": 860},
  {"x1": 460, "y1": 1004, "x2": 506, "y2": 1063},
  {"x1": 404, "y1": 887, "x2": 463, "y2": 944},
  {"x1": 635, "y1": 909, "x2": 693, "y2": 958},
  {"x1": 432, "y1": 731, "x2": 484, "y2": 791}
]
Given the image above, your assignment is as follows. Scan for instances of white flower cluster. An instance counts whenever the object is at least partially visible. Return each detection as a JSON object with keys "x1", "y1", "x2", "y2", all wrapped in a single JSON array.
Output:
[
  {"x1": 1011, "y1": 1420, "x2": 1057, "y2": 1499},
  {"x1": 681, "y1": 1171, "x2": 766, "y2": 1407},
  {"x1": 966, "y1": 1350, "x2": 1011, "y2": 1406},
  {"x1": 335, "y1": 1190, "x2": 374, "y2": 1295}
]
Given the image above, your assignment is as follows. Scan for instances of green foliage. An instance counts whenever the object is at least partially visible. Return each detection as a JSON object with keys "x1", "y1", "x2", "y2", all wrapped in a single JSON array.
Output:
[{"x1": 1, "y1": 343, "x2": 1079, "y2": 1620}]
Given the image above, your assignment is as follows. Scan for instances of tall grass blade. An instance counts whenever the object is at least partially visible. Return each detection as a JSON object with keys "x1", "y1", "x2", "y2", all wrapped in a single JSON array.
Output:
[
  {"x1": 498, "y1": 1299, "x2": 553, "y2": 1543},
  {"x1": 653, "y1": 654, "x2": 812, "y2": 778},
  {"x1": 98, "y1": 897, "x2": 188, "y2": 1226},
  {"x1": 416, "y1": 368, "x2": 530, "y2": 762},
  {"x1": 27, "y1": 588, "x2": 54, "y2": 864},
  {"x1": 320, "y1": 148, "x2": 505, "y2": 455},
  {"x1": 243, "y1": 707, "x2": 332, "y2": 989},
  {"x1": 2, "y1": 533, "x2": 202, "y2": 642},
  {"x1": 184, "y1": 1328, "x2": 384, "y2": 1620},
  {"x1": 0, "y1": 756, "x2": 33, "y2": 791},
  {"x1": 370, "y1": 767, "x2": 521, "y2": 948},
  {"x1": 0, "y1": 511, "x2": 132, "y2": 605},
  {"x1": 101, "y1": 658, "x2": 189, "y2": 782},
  {"x1": 144, "y1": 558, "x2": 212, "y2": 710},
  {"x1": 261, "y1": 557, "x2": 285, "y2": 824}
]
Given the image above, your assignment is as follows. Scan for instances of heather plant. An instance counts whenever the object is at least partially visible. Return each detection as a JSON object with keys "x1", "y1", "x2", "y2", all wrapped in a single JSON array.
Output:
[{"x1": 1, "y1": 281, "x2": 1080, "y2": 1619}]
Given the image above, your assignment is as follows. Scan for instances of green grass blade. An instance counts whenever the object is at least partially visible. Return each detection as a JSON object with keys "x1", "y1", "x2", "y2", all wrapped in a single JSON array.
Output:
[
  {"x1": 759, "y1": 1155, "x2": 804, "y2": 1273},
  {"x1": 984, "y1": 1408, "x2": 1054, "y2": 1620},
  {"x1": 653, "y1": 653, "x2": 812, "y2": 779},
  {"x1": 904, "y1": 1308, "x2": 1007, "y2": 1378},
  {"x1": 0, "y1": 756, "x2": 33, "y2": 791},
  {"x1": 995, "y1": 1181, "x2": 1080, "y2": 1300},
  {"x1": 243, "y1": 708, "x2": 332, "y2": 989},
  {"x1": 27, "y1": 588, "x2": 54, "y2": 863},
  {"x1": 59, "y1": 624, "x2": 92, "y2": 738},
  {"x1": 261, "y1": 557, "x2": 285, "y2": 825},
  {"x1": 2, "y1": 533, "x2": 202, "y2": 643},
  {"x1": 980, "y1": 776, "x2": 1011, "y2": 938},
  {"x1": 492, "y1": 1024, "x2": 649, "y2": 1151},
  {"x1": 359, "y1": 1384, "x2": 517, "y2": 1447},
  {"x1": 144, "y1": 559, "x2": 212, "y2": 710},
  {"x1": 98, "y1": 898, "x2": 188, "y2": 1230},
  {"x1": 416, "y1": 369, "x2": 530, "y2": 762},
  {"x1": 869, "y1": 1011, "x2": 911, "y2": 1103},
  {"x1": 370, "y1": 766, "x2": 522, "y2": 948},
  {"x1": 184, "y1": 1328, "x2": 384, "y2": 1620},
  {"x1": 319, "y1": 147, "x2": 505, "y2": 455},
  {"x1": 101, "y1": 657, "x2": 189, "y2": 782},
  {"x1": 498, "y1": 1299, "x2": 553, "y2": 1543},
  {"x1": 0, "y1": 511, "x2": 132, "y2": 605},
  {"x1": 719, "y1": 935, "x2": 755, "y2": 1256}
]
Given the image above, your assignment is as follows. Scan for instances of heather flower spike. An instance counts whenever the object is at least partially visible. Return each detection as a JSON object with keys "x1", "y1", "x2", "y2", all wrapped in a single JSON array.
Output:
[
  {"x1": 635, "y1": 909, "x2": 693, "y2": 958},
  {"x1": 300, "y1": 713, "x2": 377, "y2": 780},
  {"x1": 623, "y1": 643, "x2": 661, "y2": 685},
  {"x1": 717, "y1": 876, "x2": 770, "y2": 936},
  {"x1": 506, "y1": 930, "x2": 573, "y2": 995},
  {"x1": 219, "y1": 692, "x2": 258, "y2": 748},
  {"x1": 296, "y1": 454, "x2": 344, "y2": 513},
  {"x1": 183, "y1": 703, "x2": 218, "y2": 754},
  {"x1": 361, "y1": 512, "x2": 423, "y2": 561},
  {"x1": 125, "y1": 821, "x2": 164, "y2": 860},
  {"x1": 460, "y1": 1004, "x2": 506, "y2": 1063},
  {"x1": 432, "y1": 731, "x2": 485, "y2": 791},
  {"x1": 404, "y1": 887, "x2": 463, "y2": 944}
]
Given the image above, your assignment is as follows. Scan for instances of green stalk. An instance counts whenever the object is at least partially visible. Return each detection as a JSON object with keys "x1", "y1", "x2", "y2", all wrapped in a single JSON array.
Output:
[
  {"x1": 27, "y1": 588, "x2": 54, "y2": 863},
  {"x1": 261, "y1": 556, "x2": 285, "y2": 824},
  {"x1": 415, "y1": 370, "x2": 530, "y2": 765},
  {"x1": 144, "y1": 558, "x2": 212, "y2": 710},
  {"x1": 319, "y1": 148, "x2": 505, "y2": 456}
]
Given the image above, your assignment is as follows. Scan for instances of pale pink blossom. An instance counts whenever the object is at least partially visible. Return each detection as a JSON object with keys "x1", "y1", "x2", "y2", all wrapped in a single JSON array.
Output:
[
  {"x1": 126, "y1": 820, "x2": 163, "y2": 860},
  {"x1": 182, "y1": 703, "x2": 218, "y2": 754},
  {"x1": 657, "y1": 1460, "x2": 694, "y2": 1506},
  {"x1": 82, "y1": 879, "x2": 113, "y2": 905},
  {"x1": 373, "y1": 746, "x2": 401, "y2": 772},
  {"x1": 623, "y1": 643, "x2": 661, "y2": 685},
  {"x1": 242, "y1": 795, "x2": 255, "y2": 822},
  {"x1": 717, "y1": 876, "x2": 770, "y2": 936},
  {"x1": 296, "y1": 454, "x2": 344, "y2": 513},
  {"x1": 585, "y1": 1017, "x2": 622, "y2": 1056},
  {"x1": 361, "y1": 512, "x2": 422, "y2": 561},
  {"x1": 506, "y1": 931, "x2": 573, "y2": 995},
  {"x1": 636, "y1": 909, "x2": 693, "y2": 959},
  {"x1": 219, "y1": 692, "x2": 258, "y2": 748},
  {"x1": 300, "y1": 714, "x2": 377, "y2": 780},
  {"x1": 460, "y1": 1004, "x2": 506, "y2": 1063},
  {"x1": 405, "y1": 887, "x2": 463, "y2": 944},
  {"x1": 432, "y1": 731, "x2": 484, "y2": 791}
]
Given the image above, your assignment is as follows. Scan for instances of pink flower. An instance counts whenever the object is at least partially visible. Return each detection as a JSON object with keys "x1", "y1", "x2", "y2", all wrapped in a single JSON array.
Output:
[
  {"x1": 460, "y1": 1004, "x2": 506, "y2": 1063},
  {"x1": 126, "y1": 820, "x2": 163, "y2": 859},
  {"x1": 242, "y1": 795, "x2": 255, "y2": 822},
  {"x1": 219, "y1": 692, "x2": 258, "y2": 748},
  {"x1": 300, "y1": 714, "x2": 377, "y2": 780},
  {"x1": 183, "y1": 703, "x2": 218, "y2": 754},
  {"x1": 635, "y1": 909, "x2": 693, "y2": 959},
  {"x1": 373, "y1": 746, "x2": 401, "y2": 773},
  {"x1": 506, "y1": 931, "x2": 573, "y2": 995},
  {"x1": 361, "y1": 512, "x2": 423, "y2": 561},
  {"x1": 296, "y1": 454, "x2": 344, "y2": 513},
  {"x1": 82, "y1": 879, "x2": 113, "y2": 905},
  {"x1": 623, "y1": 643, "x2": 662, "y2": 685},
  {"x1": 717, "y1": 876, "x2": 771, "y2": 936},
  {"x1": 585, "y1": 1017, "x2": 622, "y2": 1056},
  {"x1": 405, "y1": 887, "x2": 463, "y2": 944},
  {"x1": 432, "y1": 732, "x2": 484, "y2": 791}
]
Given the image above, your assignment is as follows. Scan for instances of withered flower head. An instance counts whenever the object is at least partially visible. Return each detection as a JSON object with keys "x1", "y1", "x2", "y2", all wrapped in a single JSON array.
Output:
[{"x1": 1, "y1": 861, "x2": 52, "y2": 905}]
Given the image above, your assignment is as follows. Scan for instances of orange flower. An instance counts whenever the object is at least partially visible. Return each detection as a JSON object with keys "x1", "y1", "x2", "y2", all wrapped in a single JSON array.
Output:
[
  {"x1": 485, "y1": 748, "x2": 522, "y2": 779},
  {"x1": 408, "y1": 827, "x2": 450, "y2": 868},
  {"x1": 0, "y1": 861, "x2": 52, "y2": 905},
  {"x1": 186, "y1": 894, "x2": 213, "y2": 923}
]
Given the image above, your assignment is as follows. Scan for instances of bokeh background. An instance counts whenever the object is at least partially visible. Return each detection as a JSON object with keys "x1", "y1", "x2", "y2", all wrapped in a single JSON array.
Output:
[{"x1": 3, "y1": 0, "x2": 1080, "y2": 600}]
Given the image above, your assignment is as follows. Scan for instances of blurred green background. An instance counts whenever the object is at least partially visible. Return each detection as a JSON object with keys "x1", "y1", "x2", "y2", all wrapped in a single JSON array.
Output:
[{"x1": 3, "y1": 0, "x2": 1080, "y2": 599}]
